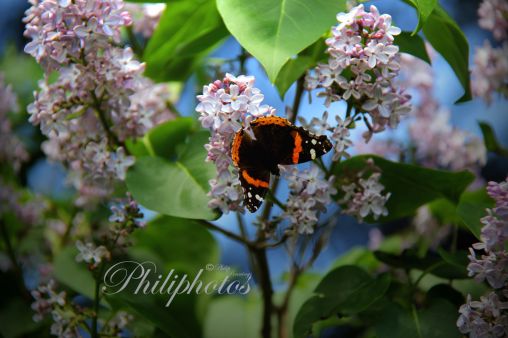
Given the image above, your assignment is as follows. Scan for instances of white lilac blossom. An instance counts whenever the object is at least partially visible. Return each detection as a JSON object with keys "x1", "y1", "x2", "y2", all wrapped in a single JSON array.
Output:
[
  {"x1": 305, "y1": 4, "x2": 411, "y2": 140},
  {"x1": 0, "y1": 74, "x2": 29, "y2": 171},
  {"x1": 339, "y1": 161, "x2": 390, "y2": 222},
  {"x1": 75, "y1": 240, "x2": 111, "y2": 269},
  {"x1": 24, "y1": 0, "x2": 174, "y2": 205},
  {"x1": 104, "y1": 311, "x2": 134, "y2": 335},
  {"x1": 398, "y1": 54, "x2": 487, "y2": 171},
  {"x1": 358, "y1": 53, "x2": 486, "y2": 170},
  {"x1": 471, "y1": 0, "x2": 508, "y2": 104},
  {"x1": 281, "y1": 166, "x2": 337, "y2": 234},
  {"x1": 108, "y1": 194, "x2": 145, "y2": 246},
  {"x1": 196, "y1": 74, "x2": 273, "y2": 213},
  {"x1": 458, "y1": 178, "x2": 508, "y2": 337},
  {"x1": 23, "y1": 0, "x2": 131, "y2": 71},
  {"x1": 125, "y1": 3, "x2": 165, "y2": 38},
  {"x1": 31, "y1": 280, "x2": 66, "y2": 322},
  {"x1": 471, "y1": 41, "x2": 508, "y2": 104},
  {"x1": 457, "y1": 293, "x2": 508, "y2": 338},
  {"x1": 478, "y1": 0, "x2": 508, "y2": 41}
]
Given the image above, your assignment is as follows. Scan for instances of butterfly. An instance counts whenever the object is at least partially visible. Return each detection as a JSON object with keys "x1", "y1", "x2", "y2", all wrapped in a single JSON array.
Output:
[{"x1": 231, "y1": 116, "x2": 332, "y2": 212}]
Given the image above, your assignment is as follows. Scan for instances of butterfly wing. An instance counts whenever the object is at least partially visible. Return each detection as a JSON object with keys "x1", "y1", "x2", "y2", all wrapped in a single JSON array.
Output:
[
  {"x1": 239, "y1": 168, "x2": 270, "y2": 212},
  {"x1": 285, "y1": 126, "x2": 333, "y2": 164}
]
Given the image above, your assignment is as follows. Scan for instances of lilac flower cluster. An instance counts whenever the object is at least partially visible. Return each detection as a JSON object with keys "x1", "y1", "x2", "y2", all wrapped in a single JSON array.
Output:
[
  {"x1": 306, "y1": 4, "x2": 411, "y2": 141},
  {"x1": 458, "y1": 178, "x2": 508, "y2": 337},
  {"x1": 24, "y1": 0, "x2": 131, "y2": 70},
  {"x1": 125, "y1": 3, "x2": 165, "y2": 38},
  {"x1": 0, "y1": 74, "x2": 29, "y2": 172},
  {"x1": 24, "y1": 0, "x2": 174, "y2": 205},
  {"x1": 478, "y1": 0, "x2": 508, "y2": 41},
  {"x1": 281, "y1": 166, "x2": 337, "y2": 234},
  {"x1": 107, "y1": 193, "x2": 145, "y2": 247},
  {"x1": 31, "y1": 280, "x2": 81, "y2": 337},
  {"x1": 458, "y1": 293, "x2": 508, "y2": 337},
  {"x1": 360, "y1": 53, "x2": 486, "y2": 171},
  {"x1": 471, "y1": 0, "x2": 508, "y2": 104},
  {"x1": 339, "y1": 160, "x2": 390, "y2": 221},
  {"x1": 31, "y1": 279, "x2": 133, "y2": 337},
  {"x1": 395, "y1": 54, "x2": 485, "y2": 171},
  {"x1": 471, "y1": 41, "x2": 508, "y2": 104},
  {"x1": 197, "y1": 73, "x2": 274, "y2": 213}
]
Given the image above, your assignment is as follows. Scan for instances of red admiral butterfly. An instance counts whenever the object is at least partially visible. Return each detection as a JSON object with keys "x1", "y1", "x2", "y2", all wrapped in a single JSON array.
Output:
[{"x1": 231, "y1": 116, "x2": 332, "y2": 212}]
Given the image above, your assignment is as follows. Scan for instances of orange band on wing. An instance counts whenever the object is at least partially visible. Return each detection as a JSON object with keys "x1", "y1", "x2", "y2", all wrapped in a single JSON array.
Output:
[
  {"x1": 242, "y1": 170, "x2": 269, "y2": 188},
  {"x1": 291, "y1": 131, "x2": 303, "y2": 164},
  {"x1": 231, "y1": 131, "x2": 242, "y2": 167},
  {"x1": 251, "y1": 116, "x2": 291, "y2": 127}
]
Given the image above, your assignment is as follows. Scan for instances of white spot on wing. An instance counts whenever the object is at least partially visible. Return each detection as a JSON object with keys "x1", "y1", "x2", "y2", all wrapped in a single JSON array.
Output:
[
  {"x1": 310, "y1": 148, "x2": 316, "y2": 159},
  {"x1": 255, "y1": 194, "x2": 262, "y2": 201},
  {"x1": 311, "y1": 139, "x2": 317, "y2": 145}
]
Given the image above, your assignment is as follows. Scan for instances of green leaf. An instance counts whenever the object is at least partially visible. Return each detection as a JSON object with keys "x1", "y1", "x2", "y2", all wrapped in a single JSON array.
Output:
[
  {"x1": 217, "y1": 0, "x2": 347, "y2": 81},
  {"x1": 457, "y1": 189, "x2": 494, "y2": 239},
  {"x1": 274, "y1": 38, "x2": 328, "y2": 97},
  {"x1": 374, "y1": 299, "x2": 461, "y2": 338},
  {"x1": 0, "y1": 299, "x2": 41, "y2": 338},
  {"x1": 146, "y1": 117, "x2": 195, "y2": 159},
  {"x1": 126, "y1": 157, "x2": 215, "y2": 220},
  {"x1": 126, "y1": 117, "x2": 195, "y2": 158},
  {"x1": 0, "y1": 45, "x2": 43, "y2": 108},
  {"x1": 144, "y1": 0, "x2": 229, "y2": 81},
  {"x1": 437, "y1": 248, "x2": 468, "y2": 277},
  {"x1": 293, "y1": 266, "x2": 390, "y2": 338},
  {"x1": 204, "y1": 295, "x2": 261, "y2": 338},
  {"x1": 374, "y1": 250, "x2": 468, "y2": 279},
  {"x1": 274, "y1": 57, "x2": 313, "y2": 98},
  {"x1": 406, "y1": 0, "x2": 438, "y2": 34},
  {"x1": 478, "y1": 121, "x2": 508, "y2": 156},
  {"x1": 53, "y1": 246, "x2": 96, "y2": 298},
  {"x1": 395, "y1": 31, "x2": 431, "y2": 64},
  {"x1": 422, "y1": 5, "x2": 471, "y2": 103},
  {"x1": 127, "y1": 130, "x2": 218, "y2": 220},
  {"x1": 333, "y1": 155, "x2": 475, "y2": 222},
  {"x1": 130, "y1": 215, "x2": 219, "y2": 274}
]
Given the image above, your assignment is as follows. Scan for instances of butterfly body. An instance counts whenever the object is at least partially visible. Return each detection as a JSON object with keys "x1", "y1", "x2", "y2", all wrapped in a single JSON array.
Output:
[{"x1": 231, "y1": 116, "x2": 332, "y2": 212}]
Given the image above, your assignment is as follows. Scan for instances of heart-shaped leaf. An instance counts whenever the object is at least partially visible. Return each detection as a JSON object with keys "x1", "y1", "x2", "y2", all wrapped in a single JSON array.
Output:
[
  {"x1": 126, "y1": 131, "x2": 218, "y2": 220},
  {"x1": 217, "y1": 0, "x2": 347, "y2": 81}
]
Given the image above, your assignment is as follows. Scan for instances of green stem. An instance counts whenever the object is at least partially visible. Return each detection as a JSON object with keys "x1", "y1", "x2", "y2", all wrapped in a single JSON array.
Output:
[
  {"x1": 253, "y1": 245, "x2": 274, "y2": 338},
  {"x1": 90, "y1": 91, "x2": 121, "y2": 149},
  {"x1": 276, "y1": 264, "x2": 301, "y2": 338},
  {"x1": 413, "y1": 261, "x2": 446, "y2": 288},
  {"x1": 239, "y1": 47, "x2": 248, "y2": 75},
  {"x1": 199, "y1": 220, "x2": 255, "y2": 249},
  {"x1": 126, "y1": 26, "x2": 143, "y2": 57},
  {"x1": 412, "y1": 305, "x2": 423, "y2": 338},
  {"x1": 165, "y1": 99, "x2": 183, "y2": 118},
  {"x1": 236, "y1": 213, "x2": 259, "y2": 278},
  {"x1": 266, "y1": 190, "x2": 286, "y2": 211},
  {"x1": 0, "y1": 220, "x2": 30, "y2": 300},
  {"x1": 92, "y1": 277, "x2": 101, "y2": 338}
]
